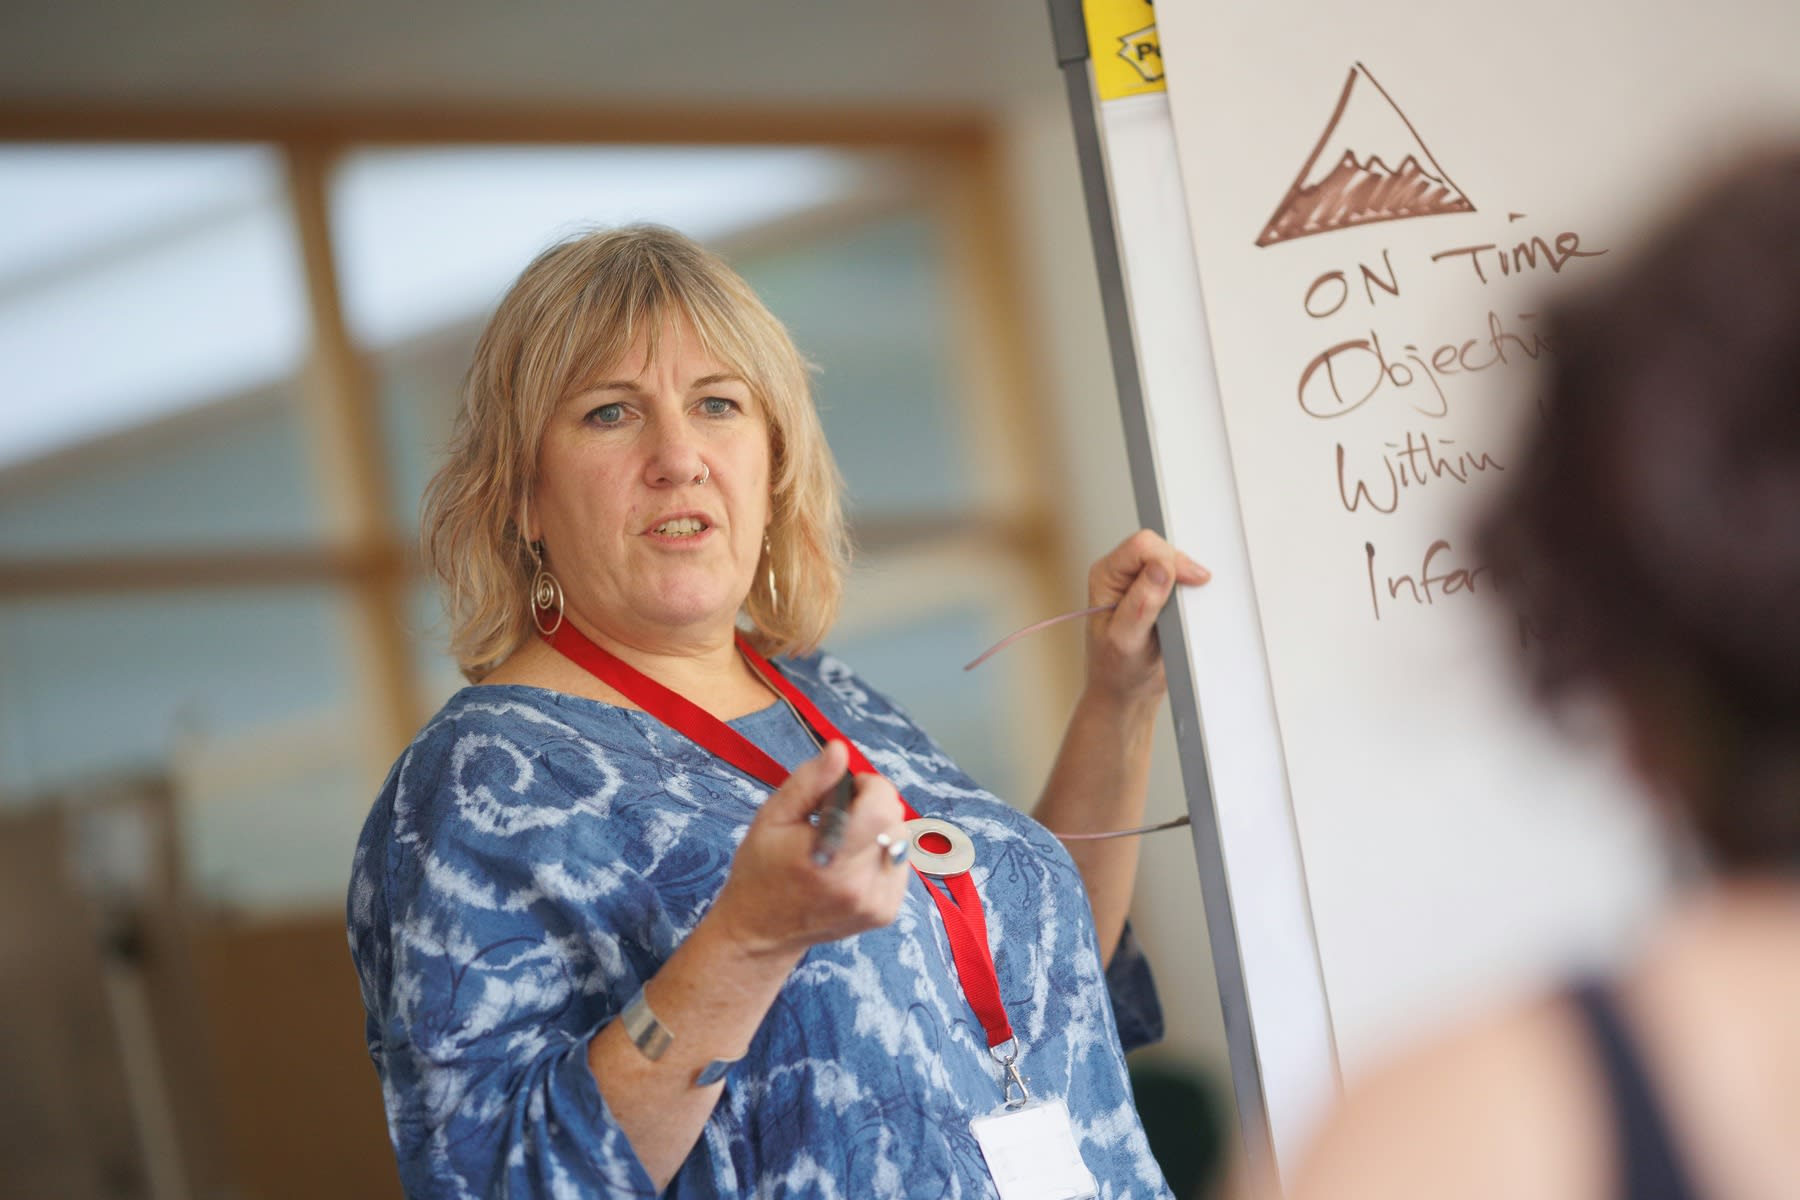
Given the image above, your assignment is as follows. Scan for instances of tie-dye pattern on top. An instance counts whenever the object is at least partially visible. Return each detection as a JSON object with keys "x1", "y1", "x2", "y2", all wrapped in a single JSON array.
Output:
[{"x1": 347, "y1": 650, "x2": 1174, "y2": 1198}]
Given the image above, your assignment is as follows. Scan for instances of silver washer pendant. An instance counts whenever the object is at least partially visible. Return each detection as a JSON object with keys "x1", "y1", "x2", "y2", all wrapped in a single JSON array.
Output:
[{"x1": 902, "y1": 817, "x2": 975, "y2": 878}]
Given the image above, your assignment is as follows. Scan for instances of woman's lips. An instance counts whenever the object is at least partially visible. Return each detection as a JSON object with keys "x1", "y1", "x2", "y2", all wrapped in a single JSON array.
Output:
[{"x1": 641, "y1": 510, "x2": 714, "y2": 542}]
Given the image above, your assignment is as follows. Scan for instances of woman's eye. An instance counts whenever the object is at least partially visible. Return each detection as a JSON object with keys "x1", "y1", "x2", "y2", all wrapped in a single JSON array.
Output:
[
  {"x1": 699, "y1": 397, "x2": 737, "y2": 417},
  {"x1": 588, "y1": 402, "x2": 626, "y2": 426}
]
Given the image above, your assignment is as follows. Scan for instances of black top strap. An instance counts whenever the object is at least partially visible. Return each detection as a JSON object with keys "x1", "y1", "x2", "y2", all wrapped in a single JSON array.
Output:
[{"x1": 1571, "y1": 979, "x2": 1703, "y2": 1200}]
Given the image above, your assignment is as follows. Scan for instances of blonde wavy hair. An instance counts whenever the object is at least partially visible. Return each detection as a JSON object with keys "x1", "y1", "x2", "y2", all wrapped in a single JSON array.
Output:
[{"x1": 422, "y1": 225, "x2": 849, "y2": 682}]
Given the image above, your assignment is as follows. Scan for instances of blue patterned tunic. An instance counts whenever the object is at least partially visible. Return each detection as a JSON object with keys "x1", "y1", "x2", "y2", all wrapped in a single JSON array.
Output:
[{"x1": 347, "y1": 650, "x2": 1172, "y2": 1198}]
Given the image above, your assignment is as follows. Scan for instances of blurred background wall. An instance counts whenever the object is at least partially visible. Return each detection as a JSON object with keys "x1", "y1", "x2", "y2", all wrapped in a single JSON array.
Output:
[{"x1": 0, "y1": 3, "x2": 1234, "y2": 1197}]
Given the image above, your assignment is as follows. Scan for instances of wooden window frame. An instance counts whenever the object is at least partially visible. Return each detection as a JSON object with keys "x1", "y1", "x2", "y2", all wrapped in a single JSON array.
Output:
[{"x1": 0, "y1": 104, "x2": 1081, "y2": 775}]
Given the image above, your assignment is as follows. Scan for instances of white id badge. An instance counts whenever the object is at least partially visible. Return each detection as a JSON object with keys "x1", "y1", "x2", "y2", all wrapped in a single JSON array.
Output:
[{"x1": 969, "y1": 1098, "x2": 1099, "y2": 1200}]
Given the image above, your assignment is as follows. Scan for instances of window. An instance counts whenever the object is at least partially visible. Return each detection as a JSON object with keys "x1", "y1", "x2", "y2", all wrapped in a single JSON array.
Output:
[{"x1": 0, "y1": 135, "x2": 1075, "y2": 914}]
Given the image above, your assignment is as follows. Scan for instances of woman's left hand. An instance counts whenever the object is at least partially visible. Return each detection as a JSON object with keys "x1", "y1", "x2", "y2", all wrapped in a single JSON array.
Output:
[{"x1": 1083, "y1": 530, "x2": 1210, "y2": 710}]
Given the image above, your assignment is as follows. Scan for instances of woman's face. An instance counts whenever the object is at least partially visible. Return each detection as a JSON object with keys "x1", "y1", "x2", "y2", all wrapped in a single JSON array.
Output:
[{"x1": 529, "y1": 319, "x2": 772, "y2": 652}]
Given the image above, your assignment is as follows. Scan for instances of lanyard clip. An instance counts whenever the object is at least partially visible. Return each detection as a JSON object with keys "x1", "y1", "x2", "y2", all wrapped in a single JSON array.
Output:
[{"x1": 991, "y1": 1037, "x2": 1031, "y2": 1110}]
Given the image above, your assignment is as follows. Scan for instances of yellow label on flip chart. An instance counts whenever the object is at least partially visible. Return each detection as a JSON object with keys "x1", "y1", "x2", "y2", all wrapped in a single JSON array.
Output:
[{"x1": 1083, "y1": 0, "x2": 1164, "y2": 100}]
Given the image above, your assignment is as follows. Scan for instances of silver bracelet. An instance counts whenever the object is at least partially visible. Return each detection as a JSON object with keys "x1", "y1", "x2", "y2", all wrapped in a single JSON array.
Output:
[
  {"x1": 620, "y1": 985, "x2": 675, "y2": 1061},
  {"x1": 619, "y1": 985, "x2": 741, "y2": 1087}
]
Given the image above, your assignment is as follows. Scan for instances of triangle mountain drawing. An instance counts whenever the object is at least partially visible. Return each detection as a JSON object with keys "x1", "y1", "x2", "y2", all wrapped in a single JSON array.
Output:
[{"x1": 1256, "y1": 63, "x2": 1475, "y2": 247}]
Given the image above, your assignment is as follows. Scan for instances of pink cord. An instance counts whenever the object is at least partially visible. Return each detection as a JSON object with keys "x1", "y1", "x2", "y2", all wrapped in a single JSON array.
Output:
[
  {"x1": 963, "y1": 599, "x2": 1189, "y2": 842},
  {"x1": 962, "y1": 603, "x2": 1117, "y2": 671},
  {"x1": 1053, "y1": 814, "x2": 1192, "y2": 841}
]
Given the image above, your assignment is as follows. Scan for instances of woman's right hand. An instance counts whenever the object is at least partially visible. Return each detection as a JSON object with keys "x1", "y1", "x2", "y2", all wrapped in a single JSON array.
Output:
[
  {"x1": 709, "y1": 740, "x2": 912, "y2": 961},
  {"x1": 587, "y1": 741, "x2": 910, "y2": 1188}
]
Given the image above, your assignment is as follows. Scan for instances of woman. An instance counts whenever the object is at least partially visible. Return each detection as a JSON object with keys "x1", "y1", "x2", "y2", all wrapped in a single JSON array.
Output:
[
  {"x1": 1291, "y1": 151, "x2": 1800, "y2": 1199},
  {"x1": 347, "y1": 225, "x2": 1208, "y2": 1196}
]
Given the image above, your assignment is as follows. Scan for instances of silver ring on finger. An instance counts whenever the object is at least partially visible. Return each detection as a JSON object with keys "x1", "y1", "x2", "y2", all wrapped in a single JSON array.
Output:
[{"x1": 874, "y1": 831, "x2": 910, "y2": 868}]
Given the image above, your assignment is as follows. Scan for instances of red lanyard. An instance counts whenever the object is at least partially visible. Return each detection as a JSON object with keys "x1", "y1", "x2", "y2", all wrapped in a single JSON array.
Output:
[{"x1": 544, "y1": 623, "x2": 1016, "y2": 1049}]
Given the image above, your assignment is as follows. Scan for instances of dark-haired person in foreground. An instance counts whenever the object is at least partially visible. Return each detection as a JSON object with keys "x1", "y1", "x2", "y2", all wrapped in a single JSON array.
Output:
[{"x1": 1292, "y1": 149, "x2": 1800, "y2": 1200}]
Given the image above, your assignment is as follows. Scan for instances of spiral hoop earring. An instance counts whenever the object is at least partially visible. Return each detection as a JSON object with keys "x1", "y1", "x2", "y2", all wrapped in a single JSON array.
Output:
[
  {"x1": 527, "y1": 540, "x2": 565, "y2": 636},
  {"x1": 763, "y1": 533, "x2": 781, "y2": 613}
]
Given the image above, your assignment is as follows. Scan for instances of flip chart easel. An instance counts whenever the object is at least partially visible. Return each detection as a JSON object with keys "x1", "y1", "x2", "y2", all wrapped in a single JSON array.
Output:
[
  {"x1": 1053, "y1": 1, "x2": 1800, "y2": 1194},
  {"x1": 1046, "y1": 2, "x2": 1338, "y2": 1191}
]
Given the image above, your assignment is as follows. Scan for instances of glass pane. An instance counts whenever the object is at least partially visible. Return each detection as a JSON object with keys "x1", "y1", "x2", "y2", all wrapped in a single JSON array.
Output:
[
  {"x1": 180, "y1": 739, "x2": 367, "y2": 915},
  {"x1": 0, "y1": 144, "x2": 275, "y2": 284},
  {"x1": 0, "y1": 386, "x2": 321, "y2": 554},
  {"x1": 376, "y1": 333, "x2": 469, "y2": 534},
  {"x1": 0, "y1": 588, "x2": 352, "y2": 797},
  {"x1": 409, "y1": 576, "x2": 468, "y2": 710},
  {"x1": 738, "y1": 213, "x2": 976, "y2": 517},
  {"x1": 0, "y1": 144, "x2": 310, "y2": 470},
  {"x1": 0, "y1": 589, "x2": 365, "y2": 914},
  {"x1": 339, "y1": 146, "x2": 906, "y2": 538},
  {"x1": 331, "y1": 145, "x2": 887, "y2": 350}
]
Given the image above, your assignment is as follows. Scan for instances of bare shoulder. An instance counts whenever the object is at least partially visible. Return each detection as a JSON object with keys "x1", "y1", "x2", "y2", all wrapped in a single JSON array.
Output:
[
  {"x1": 1620, "y1": 889, "x2": 1800, "y2": 1198},
  {"x1": 1287, "y1": 993, "x2": 1607, "y2": 1200}
]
